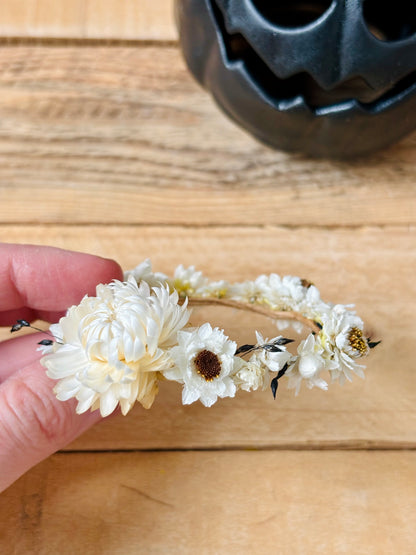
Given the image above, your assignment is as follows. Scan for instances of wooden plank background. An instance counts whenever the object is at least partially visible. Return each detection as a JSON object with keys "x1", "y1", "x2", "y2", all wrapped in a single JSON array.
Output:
[
  {"x1": 0, "y1": 2, "x2": 415, "y2": 553},
  {"x1": 0, "y1": 0, "x2": 176, "y2": 40}
]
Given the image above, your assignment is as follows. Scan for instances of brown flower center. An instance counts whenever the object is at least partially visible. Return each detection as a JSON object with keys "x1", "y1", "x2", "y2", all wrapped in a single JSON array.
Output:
[
  {"x1": 348, "y1": 327, "x2": 368, "y2": 356},
  {"x1": 193, "y1": 350, "x2": 222, "y2": 381}
]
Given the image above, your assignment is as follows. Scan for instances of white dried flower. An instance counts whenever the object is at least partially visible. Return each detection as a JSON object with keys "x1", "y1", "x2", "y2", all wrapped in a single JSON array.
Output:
[
  {"x1": 253, "y1": 331, "x2": 292, "y2": 373},
  {"x1": 319, "y1": 305, "x2": 367, "y2": 385},
  {"x1": 248, "y1": 274, "x2": 301, "y2": 312},
  {"x1": 41, "y1": 278, "x2": 190, "y2": 417},
  {"x1": 123, "y1": 258, "x2": 168, "y2": 288},
  {"x1": 285, "y1": 335, "x2": 328, "y2": 395},
  {"x1": 228, "y1": 279, "x2": 265, "y2": 304},
  {"x1": 172, "y1": 265, "x2": 209, "y2": 297},
  {"x1": 232, "y1": 356, "x2": 267, "y2": 392},
  {"x1": 197, "y1": 280, "x2": 230, "y2": 299},
  {"x1": 231, "y1": 332, "x2": 292, "y2": 393},
  {"x1": 163, "y1": 323, "x2": 237, "y2": 407}
]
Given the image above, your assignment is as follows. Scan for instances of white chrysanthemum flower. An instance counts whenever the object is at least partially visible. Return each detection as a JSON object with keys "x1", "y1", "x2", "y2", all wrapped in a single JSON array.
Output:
[
  {"x1": 163, "y1": 323, "x2": 238, "y2": 407},
  {"x1": 41, "y1": 278, "x2": 190, "y2": 417},
  {"x1": 285, "y1": 335, "x2": 328, "y2": 395},
  {"x1": 319, "y1": 305, "x2": 368, "y2": 385}
]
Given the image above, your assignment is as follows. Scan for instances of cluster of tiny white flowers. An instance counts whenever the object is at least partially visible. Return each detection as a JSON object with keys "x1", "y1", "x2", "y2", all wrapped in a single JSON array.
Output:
[{"x1": 39, "y1": 260, "x2": 376, "y2": 416}]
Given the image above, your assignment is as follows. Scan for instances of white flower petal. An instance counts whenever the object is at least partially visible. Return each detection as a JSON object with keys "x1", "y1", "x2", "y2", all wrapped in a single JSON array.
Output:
[
  {"x1": 182, "y1": 386, "x2": 200, "y2": 405},
  {"x1": 75, "y1": 389, "x2": 98, "y2": 414},
  {"x1": 100, "y1": 388, "x2": 119, "y2": 417},
  {"x1": 299, "y1": 354, "x2": 321, "y2": 378}
]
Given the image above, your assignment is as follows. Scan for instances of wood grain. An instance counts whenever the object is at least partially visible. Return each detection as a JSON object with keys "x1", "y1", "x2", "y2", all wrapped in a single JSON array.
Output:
[
  {"x1": 0, "y1": 46, "x2": 415, "y2": 227},
  {"x1": 2, "y1": 451, "x2": 416, "y2": 554},
  {"x1": 0, "y1": 0, "x2": 176, "y2": 41},
  {"x1": 1, "y1": 225, "x2": 414, "y2": 449}
]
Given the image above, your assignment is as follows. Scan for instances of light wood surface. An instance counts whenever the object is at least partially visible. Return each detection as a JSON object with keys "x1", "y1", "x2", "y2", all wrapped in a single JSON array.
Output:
[
  {"x1": 0, "y1": 2, "x2": 415, "y2": 554},
  {"x1": 0, "y1": 1, "x2": 176, "y2": 40},
  {"x1": 3, "y1": 451, "x2": 416, "y2": 555},
  {"x1": 0, "y1": 46, "x2": 415, "y2": 227}
]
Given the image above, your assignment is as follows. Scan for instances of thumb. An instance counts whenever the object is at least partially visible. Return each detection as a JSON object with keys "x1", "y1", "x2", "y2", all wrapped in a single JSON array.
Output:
[{"x1": 0, "y1": 358, "x2": 102, "y2": 492}]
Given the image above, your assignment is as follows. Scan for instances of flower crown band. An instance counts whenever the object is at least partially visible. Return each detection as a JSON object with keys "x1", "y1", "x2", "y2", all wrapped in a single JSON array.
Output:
[{"x1": 13, "y1": 260, "x2": 379, "y2": 417}]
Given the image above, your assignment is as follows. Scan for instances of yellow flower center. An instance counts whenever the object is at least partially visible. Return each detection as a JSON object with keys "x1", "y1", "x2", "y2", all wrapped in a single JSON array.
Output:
[
  {"x1": 194, "y1": 350, "x2": 222, "y2": 381},
  {"x1": 348, "y1": 327, "x2": 368, "y2": 356},
  {"x1": 173, "y1": 280, "x2": 195, "y2": 298}
]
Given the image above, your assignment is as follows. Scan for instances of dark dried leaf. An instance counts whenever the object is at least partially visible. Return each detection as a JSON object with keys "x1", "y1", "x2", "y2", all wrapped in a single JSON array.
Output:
[
  {"x1": 274, "y1": 337, "x2": 295, "y2": 345},
  {"x1": 368, "y1": 340, "x2": 381, "y2": 349},
  {"x1": 277, "y1": 362, "x2": 289, "y2": 380},
  {"x1": 235, "y1": 344, "x2": 255, "y2": 355},
  {"x1": 263, "y1": 344, "x2": 282, "y2": 353},
  {"x1": 11, "y1": 319, "x2": 31, "y2": 332},
  {"x1": 271, "y1": 363, "x2": 290, "y2": 399},
  {"x1": 271, "y1": 376, "x2": 278, "y2": 399},
  {"x1": 38, "y1": 339, "x2": 54, "y2": 346}
]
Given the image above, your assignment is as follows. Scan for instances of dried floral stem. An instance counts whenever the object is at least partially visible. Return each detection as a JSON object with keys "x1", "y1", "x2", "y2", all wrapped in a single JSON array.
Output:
[{"x1": 185, "y1": 297, "x2": 321, "y2": 334}]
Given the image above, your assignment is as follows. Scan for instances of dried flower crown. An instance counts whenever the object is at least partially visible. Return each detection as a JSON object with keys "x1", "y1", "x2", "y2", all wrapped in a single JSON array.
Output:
[{"x1": 13, "y1": 260, "x2": 379, "y2": 417}]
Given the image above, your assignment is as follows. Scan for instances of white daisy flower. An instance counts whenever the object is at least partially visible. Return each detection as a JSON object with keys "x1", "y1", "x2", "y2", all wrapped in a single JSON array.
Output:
[
  {"x1": 41, "y1": 278, "x2": 190, "y2": 417},
  {"x1": 319, "y1": 305, "x2": 368, "y2": 385},
  {"x1": 163, "y1": 323, "x2": 238, "y2": 407}
]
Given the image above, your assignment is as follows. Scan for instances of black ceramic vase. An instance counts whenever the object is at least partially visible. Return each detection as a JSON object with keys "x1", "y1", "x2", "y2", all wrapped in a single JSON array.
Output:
[{"x1": 175, "y1": 0, "x2": 416, "y2": 158}]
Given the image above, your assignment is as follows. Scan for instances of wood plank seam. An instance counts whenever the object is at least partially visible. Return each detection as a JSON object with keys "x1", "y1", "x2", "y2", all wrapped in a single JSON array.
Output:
[
  {"x1": 0, "y1": 37, "x2": 178, "y2": 46},
  {"x1": 61, "y1": 441, "x2": 416, "y2": 455}
]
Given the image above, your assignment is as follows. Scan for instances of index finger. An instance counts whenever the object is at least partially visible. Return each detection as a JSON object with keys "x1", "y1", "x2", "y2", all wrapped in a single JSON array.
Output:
[{"x1": 0, "y1": 243, "x2": 123, "y2": 317}]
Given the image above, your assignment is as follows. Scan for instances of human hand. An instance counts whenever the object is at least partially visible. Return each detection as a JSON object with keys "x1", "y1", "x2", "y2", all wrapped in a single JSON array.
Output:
[{"x1": 0, "y1": 243, "x2": 123, "y2": 492}]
